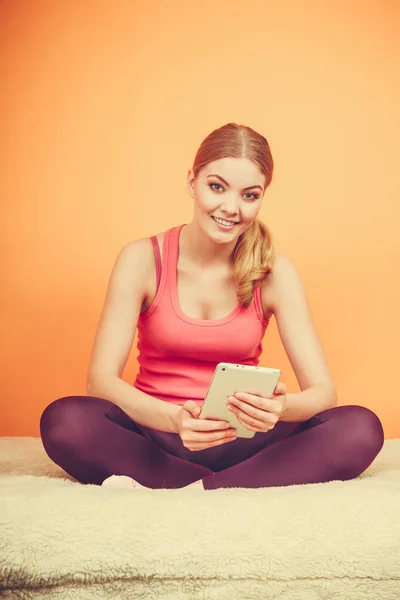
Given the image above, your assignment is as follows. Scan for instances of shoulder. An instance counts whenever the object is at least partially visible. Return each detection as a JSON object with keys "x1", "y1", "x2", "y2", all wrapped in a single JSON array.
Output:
[
  {"x1": 262, "y1": 252, "x2": 306, "y2": 315},
  {"x1": 117, "y1": 237, "x2": 151, "y2": 266},
  {"x1": 118, "y1": 229, "x2": 166, "y2": 270},
  {"x1": 271, "y1": 252, "x2": 299, "y2": 281}
]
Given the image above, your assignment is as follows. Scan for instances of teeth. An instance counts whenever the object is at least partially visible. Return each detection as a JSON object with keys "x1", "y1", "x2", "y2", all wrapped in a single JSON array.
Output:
[{"x1": 213, "y1": 217, "x2": 237, "y2": 226}]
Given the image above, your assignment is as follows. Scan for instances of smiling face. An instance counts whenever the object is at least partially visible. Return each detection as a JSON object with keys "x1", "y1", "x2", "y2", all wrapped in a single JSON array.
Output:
[{"x1": 187, "y1": 157, "x2": 266, "y2": 241}]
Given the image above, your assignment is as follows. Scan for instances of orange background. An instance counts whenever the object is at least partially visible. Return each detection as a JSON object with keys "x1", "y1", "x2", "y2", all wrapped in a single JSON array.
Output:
[{"x1": 1, "y1": 0, "x2": 399, "y2": 438}]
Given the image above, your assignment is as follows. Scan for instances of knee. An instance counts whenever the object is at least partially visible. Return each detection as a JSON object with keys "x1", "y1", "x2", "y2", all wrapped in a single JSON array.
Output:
[
  {"x1": 40, "y1": 396, "x2": 81, "y2": 449},
  {"x1": 336, "y1": 405, "x2": 385, "y2": 477},
  {"x1": 348, "y1": 405, "x2": 385, "y2": 455}
]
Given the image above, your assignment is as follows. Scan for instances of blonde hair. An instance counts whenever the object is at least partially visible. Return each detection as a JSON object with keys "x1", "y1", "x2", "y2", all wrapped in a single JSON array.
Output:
[{"x1": 192, "y1": 123, "x2": 276, "y2": 309}]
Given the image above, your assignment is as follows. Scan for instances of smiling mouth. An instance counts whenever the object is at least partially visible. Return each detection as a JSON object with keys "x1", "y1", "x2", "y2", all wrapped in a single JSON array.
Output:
[{"x1": 211, "y1": 216, "x2": 240, "y2": 226}]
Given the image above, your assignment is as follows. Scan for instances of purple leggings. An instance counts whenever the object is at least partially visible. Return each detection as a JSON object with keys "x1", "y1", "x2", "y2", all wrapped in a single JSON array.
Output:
[{"x1": 40, "y1": 396, "x2": 384, "y2": 490}]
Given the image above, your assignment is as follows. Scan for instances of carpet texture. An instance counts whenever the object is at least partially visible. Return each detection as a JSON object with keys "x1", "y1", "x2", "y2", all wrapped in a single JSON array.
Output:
[{"x1": 0, "y1": 436, "x2": 399, "y2": 599}]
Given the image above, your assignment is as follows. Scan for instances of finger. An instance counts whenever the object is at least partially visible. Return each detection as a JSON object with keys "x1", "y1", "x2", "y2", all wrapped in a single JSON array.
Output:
[
  {"x1": 229, "y1": 406, "x2": 267, "y2": 431},
  {"x1": 191, "y1": 430, "x2": 237, "y2": 450},
  {"x1": 233, "y1": 393, "x2": 281, "y2": 415},
  {"x1": 190, "y1": 418, "x2": 232, "y2": 432},
  {"x1": 189, "y1": 435, "x2": 237, "y2": 451},
  {"x1": 230, "y1": 397, "x2": 269, "y2": 421},
  {"x1": 234, "y1": 392, "x2": 279, "y2": 414},
  {"x1": 234, "y1": 393, "x2": 267, "y2": 409},
  {"x1": 186, "y1": 427, "x2": 237, "y2": 447},
  {"x1": 236, "y1": 409, "x2": 277, "y2": 433}
]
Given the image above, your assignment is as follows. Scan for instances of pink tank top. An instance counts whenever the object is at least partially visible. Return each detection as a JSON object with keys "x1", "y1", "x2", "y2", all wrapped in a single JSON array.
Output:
[{"x1": 133, "y1": 223, "x2": 271, "y2": 406}]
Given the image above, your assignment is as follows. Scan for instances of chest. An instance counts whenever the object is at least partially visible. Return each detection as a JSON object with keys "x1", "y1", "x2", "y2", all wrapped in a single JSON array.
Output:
[
  {"x1": 176, "y1": 265, "x2": 239, "y2": 320},
  {"x1": 143, "y1": 232, "x2": 274, "y2": 321}
]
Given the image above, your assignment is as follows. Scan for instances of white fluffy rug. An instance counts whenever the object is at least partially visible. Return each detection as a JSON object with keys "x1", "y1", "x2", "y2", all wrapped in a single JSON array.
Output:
[{"x1": 1, "y1": 436, "x2": 399, "y2": 599}]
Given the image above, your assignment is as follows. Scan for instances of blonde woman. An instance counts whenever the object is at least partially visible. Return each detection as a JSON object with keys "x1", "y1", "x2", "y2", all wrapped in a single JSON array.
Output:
[{"x1": 40, "y1": 123, "x2": 384, "y2": 490}]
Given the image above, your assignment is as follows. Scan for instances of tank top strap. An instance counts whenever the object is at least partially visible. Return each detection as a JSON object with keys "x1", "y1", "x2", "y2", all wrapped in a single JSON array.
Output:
[
  {"x1": 150, "y1": 236, "x2": 161, "y2": 291},
  {"x1": 150, "y1": 224, "x2": 185, "y2": 296},
  {"x1": 254, "y1": 284, "x2": 268, "y2": 324},
  {"x1": 166, "y1": 223, "x2": 186, "y2": 294}
]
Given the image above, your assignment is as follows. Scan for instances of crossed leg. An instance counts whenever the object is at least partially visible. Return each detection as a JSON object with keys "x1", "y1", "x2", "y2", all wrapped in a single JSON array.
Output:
[{"x1": 40, "y1": 397, "x2": 384, "y2": 490}]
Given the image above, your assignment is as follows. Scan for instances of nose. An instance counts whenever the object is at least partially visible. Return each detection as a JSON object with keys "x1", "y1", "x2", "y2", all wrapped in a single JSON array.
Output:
[{"x1": 220, "y1": 194, "x2": 240, "y2": 218}]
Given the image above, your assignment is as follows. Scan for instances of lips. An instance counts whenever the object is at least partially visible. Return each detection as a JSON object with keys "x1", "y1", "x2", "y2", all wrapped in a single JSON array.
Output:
[{"x1": 211, "y1": 216, "x2": 239, "y2": 225}]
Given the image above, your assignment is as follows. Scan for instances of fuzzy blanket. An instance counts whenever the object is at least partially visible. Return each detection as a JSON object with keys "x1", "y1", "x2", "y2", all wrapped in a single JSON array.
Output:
[{"x1": 1, "y1": 436, "x2": 399, "y2": 599}]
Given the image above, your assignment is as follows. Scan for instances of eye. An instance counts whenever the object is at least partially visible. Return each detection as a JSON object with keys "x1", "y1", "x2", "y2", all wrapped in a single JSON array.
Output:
[{"x1": 209, "y1": 183, "x2": 259, "y2": 200}]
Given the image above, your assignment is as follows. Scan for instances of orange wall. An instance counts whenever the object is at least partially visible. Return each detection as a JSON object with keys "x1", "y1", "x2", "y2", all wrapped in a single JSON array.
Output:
[{"x1": 1, "y1": 0, "x2": 399, "y2": 438}]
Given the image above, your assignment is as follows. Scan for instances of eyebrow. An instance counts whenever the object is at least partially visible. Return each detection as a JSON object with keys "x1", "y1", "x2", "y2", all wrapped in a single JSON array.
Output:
[{"x1": 207, "y1": 174, "x2": 263, "y2": 192}]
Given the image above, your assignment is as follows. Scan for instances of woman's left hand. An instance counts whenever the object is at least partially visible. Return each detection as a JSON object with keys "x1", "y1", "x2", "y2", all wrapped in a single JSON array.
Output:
[{"x1": 226, "y1": 382, "x2": 287, "y2": 433}]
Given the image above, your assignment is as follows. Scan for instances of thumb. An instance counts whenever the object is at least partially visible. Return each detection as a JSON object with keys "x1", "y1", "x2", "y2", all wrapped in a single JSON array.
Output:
[
  {"x1": 183, "y1": 400, "x2": 201, "y2": 418},
  {"x1": 190, "y1": 402, "x2": 202, "y2": 418},
  {"x1": 274, "y1": 382, "x2": 286, "y2": 395}
]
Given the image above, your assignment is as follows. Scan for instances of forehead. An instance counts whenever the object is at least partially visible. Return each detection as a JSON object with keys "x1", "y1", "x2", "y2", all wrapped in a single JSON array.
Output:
[{"x1": 203, "y1": 157, "x2": 264, "y2": 185}]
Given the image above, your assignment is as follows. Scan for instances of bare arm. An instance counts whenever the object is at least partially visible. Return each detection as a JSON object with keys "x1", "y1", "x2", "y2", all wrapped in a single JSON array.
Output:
[
  {"x1": 87, "y1": 375, "x2": 181, "y2": 433},
  {"x1": 86, "y1": 239, "x2": 180, "y2": 433},
  {"x1": 269, "y1": 255, "x2": 338, "y2": 422}
]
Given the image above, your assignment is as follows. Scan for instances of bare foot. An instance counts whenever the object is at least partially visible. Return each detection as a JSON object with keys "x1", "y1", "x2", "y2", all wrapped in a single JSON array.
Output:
[
  {"x1": 101, "y1": 475, "x2": 204, "y2": 490},
  {"x1": 183, "y1": 479, "x2": 205, "y2": 490},
  {"x1": 101, "y1": 475, "x2": 146, "y2": 490}
]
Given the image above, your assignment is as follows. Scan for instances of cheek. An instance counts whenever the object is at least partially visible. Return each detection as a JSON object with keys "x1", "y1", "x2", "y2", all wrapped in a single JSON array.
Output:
[
  {"x1": 241, "y1": 210, "x2": 258, "y2": 225},
  {"x1": 245, "y1": 205, "x2": 262, "y2": 221},
  {"x1": 196, "y1": 192, "x2": 219, "y2": 212}
]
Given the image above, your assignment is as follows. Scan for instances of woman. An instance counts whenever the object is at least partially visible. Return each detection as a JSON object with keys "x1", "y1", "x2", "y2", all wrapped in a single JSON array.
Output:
[{"x1": 40, "y1": 123, "x2": 384, "y2": 491}]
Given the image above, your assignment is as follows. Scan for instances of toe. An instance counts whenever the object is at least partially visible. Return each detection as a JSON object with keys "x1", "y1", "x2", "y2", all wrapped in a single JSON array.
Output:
[{"x1": 102, "y1": 475, "x2": 134, "y2": 489}]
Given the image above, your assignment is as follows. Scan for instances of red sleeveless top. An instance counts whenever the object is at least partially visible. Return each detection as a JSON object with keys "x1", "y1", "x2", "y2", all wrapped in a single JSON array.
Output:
[{"x1": 133, "y1": 223, "x2": 270, "y2": 406}]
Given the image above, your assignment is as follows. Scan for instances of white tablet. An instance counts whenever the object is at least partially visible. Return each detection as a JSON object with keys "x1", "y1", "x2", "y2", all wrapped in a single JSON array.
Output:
[{"x1": 199, "y1": 362, "x2": 282, "y2": 438}]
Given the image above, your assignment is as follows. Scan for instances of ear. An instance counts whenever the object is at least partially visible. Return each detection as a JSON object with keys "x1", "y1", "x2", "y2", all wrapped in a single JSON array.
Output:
[{"x1": 186, "y1": 169, "x2": 196, "y2": 198}]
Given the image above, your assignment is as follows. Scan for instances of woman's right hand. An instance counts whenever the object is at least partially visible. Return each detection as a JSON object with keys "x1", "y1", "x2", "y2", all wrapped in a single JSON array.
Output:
[{"x1": 174, "y1": 400, "x2": 237, "y2": 451}]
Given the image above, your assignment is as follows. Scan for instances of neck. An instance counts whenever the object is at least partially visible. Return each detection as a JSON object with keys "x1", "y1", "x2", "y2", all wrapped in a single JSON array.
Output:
[{"x1": 180, "y1": 221, "x2": 238, "y2": 270}]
